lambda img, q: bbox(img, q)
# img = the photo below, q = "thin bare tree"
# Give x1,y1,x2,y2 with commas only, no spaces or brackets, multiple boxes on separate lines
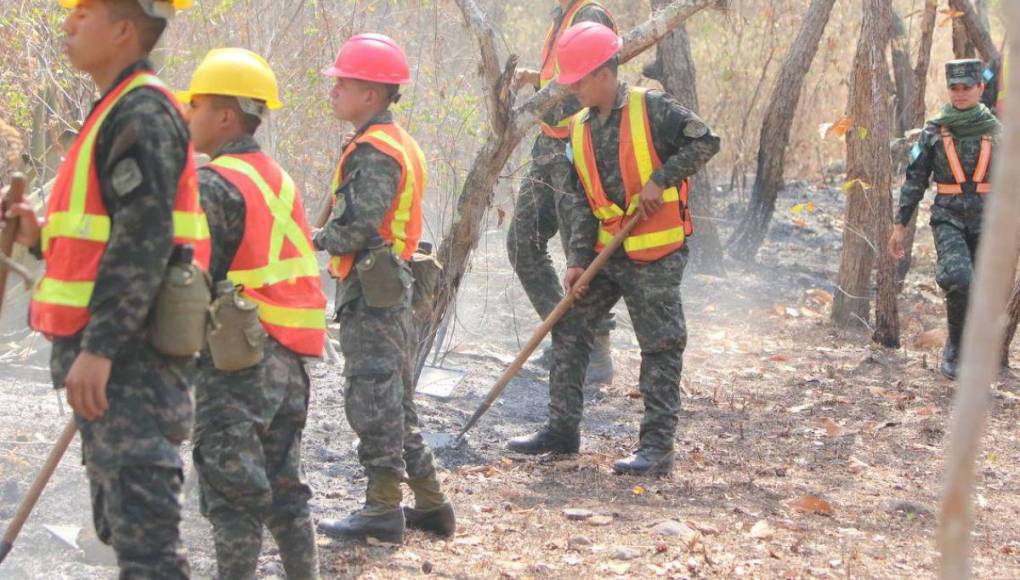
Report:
726,0,837,262
939,4,1020,576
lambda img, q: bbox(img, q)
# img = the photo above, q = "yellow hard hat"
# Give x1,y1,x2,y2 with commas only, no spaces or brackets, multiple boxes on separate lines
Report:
59,0,194,12
177,48,283,110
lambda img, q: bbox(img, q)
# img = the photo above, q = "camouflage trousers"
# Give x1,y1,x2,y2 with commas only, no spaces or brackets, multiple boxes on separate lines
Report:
931,201,983,340
508,134,613,334
338,295,439,488
548,249,689,452
192,336,319,580
51,338,192,579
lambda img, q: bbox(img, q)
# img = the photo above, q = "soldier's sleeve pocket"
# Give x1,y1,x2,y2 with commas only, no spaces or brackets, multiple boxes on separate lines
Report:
111,158,144,198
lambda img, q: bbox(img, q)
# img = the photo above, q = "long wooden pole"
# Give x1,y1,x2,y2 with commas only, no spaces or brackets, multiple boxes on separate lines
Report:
455,217,641,444
0,173,28,319
0,418,78,564
939,7,1020,577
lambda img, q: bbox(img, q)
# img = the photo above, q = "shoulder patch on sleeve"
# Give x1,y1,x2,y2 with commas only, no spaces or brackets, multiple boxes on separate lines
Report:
683,119,709,139
910,143,922,162
565,141,574,163
111,158,143,197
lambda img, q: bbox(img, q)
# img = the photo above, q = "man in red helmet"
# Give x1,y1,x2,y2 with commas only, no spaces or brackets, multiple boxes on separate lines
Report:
509,0,618,383
507,22,720,476
314,34,454,545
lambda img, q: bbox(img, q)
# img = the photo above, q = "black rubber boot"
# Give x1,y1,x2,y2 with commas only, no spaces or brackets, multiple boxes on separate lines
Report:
317,509,405,544
941,339,960,380
942,299,965,381
613,449,675,476
507,426,580,455
403,503,456,538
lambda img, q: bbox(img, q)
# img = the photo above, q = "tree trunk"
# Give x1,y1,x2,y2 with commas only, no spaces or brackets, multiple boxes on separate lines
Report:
832,0,896,336
939,5,1020,575
947,0,1001,62
895,0,937,290
725,0,836,261
952,14,976,59
644,14,725,275
890,10,916,137
413,0,726,382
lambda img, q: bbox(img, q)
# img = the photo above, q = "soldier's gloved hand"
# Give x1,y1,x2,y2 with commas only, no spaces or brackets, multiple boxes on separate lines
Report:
564,266,589,298
2,196,42,248
64,351,112,421
636,179,665,221
889,224,906,261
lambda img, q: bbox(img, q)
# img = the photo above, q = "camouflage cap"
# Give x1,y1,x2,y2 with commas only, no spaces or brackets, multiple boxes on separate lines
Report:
946,59,984,87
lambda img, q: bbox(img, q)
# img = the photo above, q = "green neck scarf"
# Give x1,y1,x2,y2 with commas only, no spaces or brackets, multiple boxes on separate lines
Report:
929,103,1001,139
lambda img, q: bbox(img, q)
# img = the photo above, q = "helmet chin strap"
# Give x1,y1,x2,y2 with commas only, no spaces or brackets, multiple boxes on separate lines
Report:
137,0,175,20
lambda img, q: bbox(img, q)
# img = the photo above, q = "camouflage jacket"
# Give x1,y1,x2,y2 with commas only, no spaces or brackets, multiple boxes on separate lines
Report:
62,59,192,360
540,2,617,128
897,121,1000,226
197,136,259,283
561,81,721,268
312,111,404,303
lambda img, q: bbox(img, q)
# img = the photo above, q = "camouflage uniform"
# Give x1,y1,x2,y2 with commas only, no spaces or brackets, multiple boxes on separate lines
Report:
193,136,319,579
313,111,444,509
47,59,193,578
898,120,999,362
507,2,615,332
551,82,720,453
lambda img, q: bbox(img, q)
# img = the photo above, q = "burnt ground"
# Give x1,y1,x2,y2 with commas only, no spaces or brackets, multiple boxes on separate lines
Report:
3,181,1020,579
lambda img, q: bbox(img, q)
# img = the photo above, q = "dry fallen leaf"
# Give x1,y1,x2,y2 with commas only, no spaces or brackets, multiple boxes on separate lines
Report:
914,328,946,350
817,417,844,437
806,288,834,306
789,495,834,516
632,485,646,496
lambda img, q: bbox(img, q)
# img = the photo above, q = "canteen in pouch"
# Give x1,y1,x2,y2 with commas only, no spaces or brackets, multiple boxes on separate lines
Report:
149,244,212,357
208,280,266,371
356,244,411,308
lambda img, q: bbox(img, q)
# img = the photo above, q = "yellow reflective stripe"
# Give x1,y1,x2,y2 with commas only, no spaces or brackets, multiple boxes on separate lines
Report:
622,227,685,253
41,212,111,252
600,225,686,253
571,114,598,200
210,155,318,287
365,130,419,254
173,211,210,240
245,295,326,330
628,88,655,185
593,206,624,220
32,278,94,308
228,257,320,289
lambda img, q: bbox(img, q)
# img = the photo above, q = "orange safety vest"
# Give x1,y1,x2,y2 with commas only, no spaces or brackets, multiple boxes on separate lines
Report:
569,87,693,263
30,71,210,338
207,152,327,357
327,123,426,280
539,0,616,140
935,127,992,195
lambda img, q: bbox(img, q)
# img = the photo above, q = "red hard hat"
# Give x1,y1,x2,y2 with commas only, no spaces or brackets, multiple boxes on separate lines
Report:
556,22,623,85
322,33,411,85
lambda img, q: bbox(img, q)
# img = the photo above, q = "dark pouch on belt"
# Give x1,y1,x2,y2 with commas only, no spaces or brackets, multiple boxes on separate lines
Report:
356,245,408,308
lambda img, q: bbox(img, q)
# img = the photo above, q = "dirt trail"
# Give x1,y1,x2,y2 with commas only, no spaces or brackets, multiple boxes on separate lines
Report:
2,184,1020,578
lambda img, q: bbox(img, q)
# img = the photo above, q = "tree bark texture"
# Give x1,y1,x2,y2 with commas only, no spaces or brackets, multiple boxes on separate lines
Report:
413,0,726,382
947,0,1001,63
725,0,836,262
939,4,1020,576
832,0,896,335
895,0,937,290
645,12,725,275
